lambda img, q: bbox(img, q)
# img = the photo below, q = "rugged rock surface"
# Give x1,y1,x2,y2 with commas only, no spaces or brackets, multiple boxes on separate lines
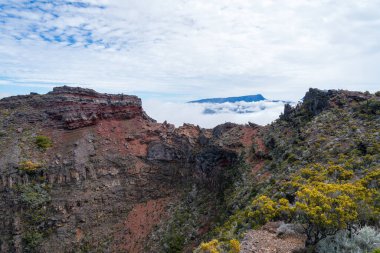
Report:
0,86,154,129
282,88,374,120
0,86,261,253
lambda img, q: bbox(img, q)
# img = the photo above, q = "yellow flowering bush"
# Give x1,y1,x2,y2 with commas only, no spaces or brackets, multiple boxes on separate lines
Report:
294,182,375,245
326,165,354,181
229,239,240,253
250,195,278,224
248,167,378,245
199,239,220,253
18,161,42,173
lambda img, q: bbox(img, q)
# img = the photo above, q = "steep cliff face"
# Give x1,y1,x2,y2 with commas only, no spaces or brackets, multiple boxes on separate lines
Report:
0,86,263,253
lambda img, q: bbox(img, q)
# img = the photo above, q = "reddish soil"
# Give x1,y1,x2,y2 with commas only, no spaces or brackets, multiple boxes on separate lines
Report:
127,139,148,157
252,160,265,174
241,128,257,148
75,228,84,243
113,197,172,253
127,159,147,175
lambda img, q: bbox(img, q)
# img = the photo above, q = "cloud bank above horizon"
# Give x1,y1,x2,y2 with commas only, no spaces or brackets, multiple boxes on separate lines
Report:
143,100,288,128
1,0,380,102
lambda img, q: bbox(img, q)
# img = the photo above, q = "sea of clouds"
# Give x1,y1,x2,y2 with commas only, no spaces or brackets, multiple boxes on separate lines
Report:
143,100,289,128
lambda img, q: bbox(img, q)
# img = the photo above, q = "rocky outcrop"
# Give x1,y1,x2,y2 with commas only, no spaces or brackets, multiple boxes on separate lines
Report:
281,88,375,121
302,88,332,116
0,86,154,129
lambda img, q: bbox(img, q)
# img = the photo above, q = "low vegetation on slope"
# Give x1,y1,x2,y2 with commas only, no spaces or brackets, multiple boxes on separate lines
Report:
195,89,380,253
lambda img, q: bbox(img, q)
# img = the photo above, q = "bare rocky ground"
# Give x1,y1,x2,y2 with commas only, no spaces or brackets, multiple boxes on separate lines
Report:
240,222,306,253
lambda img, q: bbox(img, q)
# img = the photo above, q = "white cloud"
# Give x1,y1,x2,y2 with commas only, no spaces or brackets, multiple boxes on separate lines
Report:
143,100,286,128
0,92,11,99
0,0,379,103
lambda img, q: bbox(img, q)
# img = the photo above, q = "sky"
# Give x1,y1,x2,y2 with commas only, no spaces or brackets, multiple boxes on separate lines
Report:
0,0,380,126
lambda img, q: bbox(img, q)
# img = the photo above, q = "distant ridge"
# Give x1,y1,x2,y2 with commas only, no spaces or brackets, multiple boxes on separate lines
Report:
188,94,266,103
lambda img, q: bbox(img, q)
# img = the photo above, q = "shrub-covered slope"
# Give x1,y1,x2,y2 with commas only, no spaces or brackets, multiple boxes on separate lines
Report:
195,89,380,253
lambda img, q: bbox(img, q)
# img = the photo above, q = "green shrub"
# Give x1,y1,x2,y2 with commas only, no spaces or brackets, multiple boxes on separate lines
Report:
18,184,50,208
317,226,380,253
359,99,380,116
17,184,51,251
164,234,185,253
23,230,43,252
35,135,52,150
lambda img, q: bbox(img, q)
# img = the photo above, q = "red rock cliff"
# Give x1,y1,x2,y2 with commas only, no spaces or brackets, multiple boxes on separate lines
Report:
0,85,154,129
